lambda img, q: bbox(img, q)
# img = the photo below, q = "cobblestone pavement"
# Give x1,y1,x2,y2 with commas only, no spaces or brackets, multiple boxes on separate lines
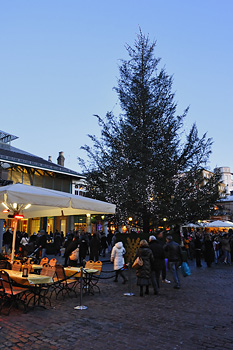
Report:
1,256,233,350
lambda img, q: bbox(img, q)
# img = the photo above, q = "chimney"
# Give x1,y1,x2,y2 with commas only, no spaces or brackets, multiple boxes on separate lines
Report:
57,151,65,166
48,156,52,162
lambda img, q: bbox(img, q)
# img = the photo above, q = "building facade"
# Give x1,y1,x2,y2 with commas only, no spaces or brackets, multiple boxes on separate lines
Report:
0,130,92,235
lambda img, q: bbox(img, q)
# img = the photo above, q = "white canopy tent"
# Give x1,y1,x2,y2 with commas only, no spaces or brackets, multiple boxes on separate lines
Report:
182,223,200,228
0,183,116,261
0,183,116,218
205,220,233,228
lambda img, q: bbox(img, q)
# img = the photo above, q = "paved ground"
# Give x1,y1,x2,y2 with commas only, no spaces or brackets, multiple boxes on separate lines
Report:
1,255,233,350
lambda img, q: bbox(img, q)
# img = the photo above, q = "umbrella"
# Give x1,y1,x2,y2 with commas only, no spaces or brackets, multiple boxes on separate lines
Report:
205,220,233,228
0,183,116,261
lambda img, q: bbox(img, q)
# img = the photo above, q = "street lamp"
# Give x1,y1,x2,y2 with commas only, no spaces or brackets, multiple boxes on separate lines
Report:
128,217,133,233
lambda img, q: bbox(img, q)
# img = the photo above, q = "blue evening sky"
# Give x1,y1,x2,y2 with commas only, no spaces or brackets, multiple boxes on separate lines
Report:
0,0,232,173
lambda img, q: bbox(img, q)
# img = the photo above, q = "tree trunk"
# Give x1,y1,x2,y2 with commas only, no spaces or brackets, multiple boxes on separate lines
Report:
143,213,150,233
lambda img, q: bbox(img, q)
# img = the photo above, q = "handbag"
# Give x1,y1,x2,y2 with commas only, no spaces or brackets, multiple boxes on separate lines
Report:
181,262,191,277
132,256,143,269
69,247,79,261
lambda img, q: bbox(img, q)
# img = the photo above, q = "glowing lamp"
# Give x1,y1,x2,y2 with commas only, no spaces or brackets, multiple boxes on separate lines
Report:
2,202,9,210
3,209,9,213
14,214,24,219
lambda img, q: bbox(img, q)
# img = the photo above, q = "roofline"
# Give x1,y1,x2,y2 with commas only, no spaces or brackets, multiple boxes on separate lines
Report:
0,157,85,179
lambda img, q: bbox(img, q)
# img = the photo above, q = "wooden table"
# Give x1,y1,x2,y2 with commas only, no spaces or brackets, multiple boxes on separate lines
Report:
2,269,52,285
64,267,98,278
2,269,53,308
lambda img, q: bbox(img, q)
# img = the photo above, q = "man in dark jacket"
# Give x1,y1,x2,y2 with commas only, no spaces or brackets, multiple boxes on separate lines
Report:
3,228,13,253
54,231,62,256
164,235,183,289
79,231,88,265
36,230,47,259
90,234,101,261
157,231,171,284
149,235,165,293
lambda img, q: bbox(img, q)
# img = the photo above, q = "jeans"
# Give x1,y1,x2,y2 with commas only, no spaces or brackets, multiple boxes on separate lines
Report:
162,259,167,280
224,251,231,264
214,250,219,263
41,248,47,259
151,270,159,293
4,244,11,254
169,261,180,287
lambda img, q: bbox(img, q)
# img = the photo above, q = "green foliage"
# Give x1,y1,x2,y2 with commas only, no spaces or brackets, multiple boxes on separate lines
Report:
79,29,220,231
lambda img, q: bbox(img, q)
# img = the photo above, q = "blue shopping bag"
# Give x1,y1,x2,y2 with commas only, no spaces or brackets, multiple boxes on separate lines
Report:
181,262,191,277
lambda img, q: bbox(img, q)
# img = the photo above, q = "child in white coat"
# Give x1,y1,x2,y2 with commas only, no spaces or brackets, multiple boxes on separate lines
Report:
111,241,127,284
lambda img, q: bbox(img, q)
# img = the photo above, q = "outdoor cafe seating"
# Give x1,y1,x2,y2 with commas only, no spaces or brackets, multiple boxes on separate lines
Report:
53,264,79,299
40,257,49,266
64,262,101,295
0,263,55,313
48,258,57,267
0,270,29,315
12,260,22,272
0,255,102,314
84,260,102,294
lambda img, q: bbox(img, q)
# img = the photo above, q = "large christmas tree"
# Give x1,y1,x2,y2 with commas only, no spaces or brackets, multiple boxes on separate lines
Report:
79,29,220,232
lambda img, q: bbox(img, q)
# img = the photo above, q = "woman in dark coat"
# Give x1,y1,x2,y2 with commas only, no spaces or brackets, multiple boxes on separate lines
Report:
133,239,154,297
204,235,214,267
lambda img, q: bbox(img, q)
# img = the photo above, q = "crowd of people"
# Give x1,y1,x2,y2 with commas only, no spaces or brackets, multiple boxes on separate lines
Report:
1,227,116,267
131,233,183,296
2,227,55,260
111,229,233,297
109,230,184,296
2,225,233,298
183,229,233,268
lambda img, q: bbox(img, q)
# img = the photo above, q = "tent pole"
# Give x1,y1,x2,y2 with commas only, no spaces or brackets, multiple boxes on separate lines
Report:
11,218,17,263
0,219,4,253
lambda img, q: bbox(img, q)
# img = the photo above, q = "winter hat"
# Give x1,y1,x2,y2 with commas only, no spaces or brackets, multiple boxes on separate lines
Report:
149,235,156,241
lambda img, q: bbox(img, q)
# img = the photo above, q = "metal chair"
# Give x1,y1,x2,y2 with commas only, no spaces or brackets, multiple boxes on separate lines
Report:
11,260,22,272
85,260,95,269
0,259,11,269
0,270,29,315
54,264,78,299
88,260,102,294
40,257,49,266
49,258,57,267
40,263,50,276
39,265,56,306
